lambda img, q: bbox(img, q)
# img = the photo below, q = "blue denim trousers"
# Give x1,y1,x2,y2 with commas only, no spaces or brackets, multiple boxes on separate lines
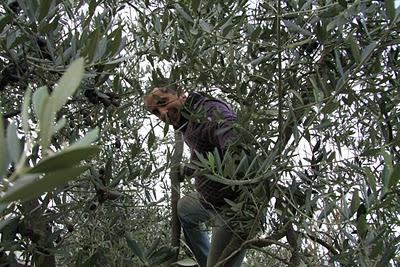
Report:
177,192,245,267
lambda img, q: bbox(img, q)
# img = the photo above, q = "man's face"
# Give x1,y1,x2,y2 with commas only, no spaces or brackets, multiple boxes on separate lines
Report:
144,87,186,127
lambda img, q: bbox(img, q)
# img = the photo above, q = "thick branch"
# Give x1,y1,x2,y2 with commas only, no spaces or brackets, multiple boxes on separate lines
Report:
20,199,56,267
165,131,183,266
286,222,301,266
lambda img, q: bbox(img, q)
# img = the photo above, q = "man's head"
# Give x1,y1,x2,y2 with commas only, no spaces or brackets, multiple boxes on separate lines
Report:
144,87,186,127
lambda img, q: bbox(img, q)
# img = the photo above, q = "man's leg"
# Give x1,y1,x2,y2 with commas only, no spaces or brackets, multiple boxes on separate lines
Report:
177,192,212,267
207,218,246,267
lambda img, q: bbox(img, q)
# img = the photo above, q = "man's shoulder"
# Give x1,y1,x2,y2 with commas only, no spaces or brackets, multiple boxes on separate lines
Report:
186,92,207,109
203,98,237,119
186,92,237,119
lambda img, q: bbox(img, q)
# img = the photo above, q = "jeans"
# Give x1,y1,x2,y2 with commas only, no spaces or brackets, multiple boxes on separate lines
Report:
177,192,245,267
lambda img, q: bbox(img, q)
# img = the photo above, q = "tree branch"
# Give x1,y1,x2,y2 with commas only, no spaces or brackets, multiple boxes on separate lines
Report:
215,225,289,267
165,131,183,266
306,233,339,256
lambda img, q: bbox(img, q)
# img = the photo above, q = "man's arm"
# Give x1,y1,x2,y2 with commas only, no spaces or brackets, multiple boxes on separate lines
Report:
201,99,238,150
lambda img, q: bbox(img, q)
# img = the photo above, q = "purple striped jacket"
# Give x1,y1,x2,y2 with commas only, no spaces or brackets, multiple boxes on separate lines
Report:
177,92,239,207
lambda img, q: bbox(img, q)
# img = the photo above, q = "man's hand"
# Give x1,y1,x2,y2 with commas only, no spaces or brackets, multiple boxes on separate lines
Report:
178,163,195,182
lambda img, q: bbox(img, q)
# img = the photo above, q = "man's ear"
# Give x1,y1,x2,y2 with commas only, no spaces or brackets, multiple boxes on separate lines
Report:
143,95,151,108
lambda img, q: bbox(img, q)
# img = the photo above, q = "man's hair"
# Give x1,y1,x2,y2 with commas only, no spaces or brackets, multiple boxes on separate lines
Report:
151,86,177,94
144,85,183,99
143,86,180,107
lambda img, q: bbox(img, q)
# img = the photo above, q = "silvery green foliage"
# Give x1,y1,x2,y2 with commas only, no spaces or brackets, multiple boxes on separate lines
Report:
0,0,399,266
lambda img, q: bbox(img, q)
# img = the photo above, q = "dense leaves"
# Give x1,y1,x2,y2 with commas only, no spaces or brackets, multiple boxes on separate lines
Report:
0,0,399,266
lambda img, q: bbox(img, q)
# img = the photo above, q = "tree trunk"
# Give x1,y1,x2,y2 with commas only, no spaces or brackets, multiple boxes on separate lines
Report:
165,131,183,266
20,198,56,267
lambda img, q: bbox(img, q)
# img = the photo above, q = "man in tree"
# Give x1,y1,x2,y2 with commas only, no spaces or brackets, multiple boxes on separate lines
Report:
144,87,245,267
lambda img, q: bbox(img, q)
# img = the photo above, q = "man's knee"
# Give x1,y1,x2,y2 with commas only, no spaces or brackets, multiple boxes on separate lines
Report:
177,193,203,226
177,195,190,220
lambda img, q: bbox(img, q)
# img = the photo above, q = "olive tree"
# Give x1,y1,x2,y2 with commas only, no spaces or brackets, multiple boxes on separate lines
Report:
132,0,400,266
0,0,399,266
